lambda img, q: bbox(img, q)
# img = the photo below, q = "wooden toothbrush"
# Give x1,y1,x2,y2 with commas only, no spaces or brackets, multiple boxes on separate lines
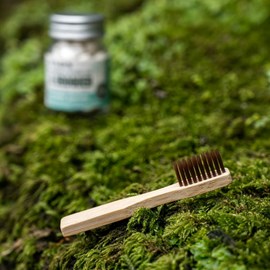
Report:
60,150,232,236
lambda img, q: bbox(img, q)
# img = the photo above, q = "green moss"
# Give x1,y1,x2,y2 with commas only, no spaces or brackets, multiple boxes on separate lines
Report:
1,0,270,269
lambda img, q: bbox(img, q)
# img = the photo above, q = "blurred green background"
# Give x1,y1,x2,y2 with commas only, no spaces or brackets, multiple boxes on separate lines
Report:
1,0,270,269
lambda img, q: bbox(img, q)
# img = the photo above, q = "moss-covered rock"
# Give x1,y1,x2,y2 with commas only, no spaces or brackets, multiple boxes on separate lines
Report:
1,0,270,269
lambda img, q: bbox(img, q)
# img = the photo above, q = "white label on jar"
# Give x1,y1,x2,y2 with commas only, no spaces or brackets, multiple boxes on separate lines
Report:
44,54,109,112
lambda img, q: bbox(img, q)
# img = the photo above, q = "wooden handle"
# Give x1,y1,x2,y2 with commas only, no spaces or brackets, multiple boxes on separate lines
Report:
61,168,232,236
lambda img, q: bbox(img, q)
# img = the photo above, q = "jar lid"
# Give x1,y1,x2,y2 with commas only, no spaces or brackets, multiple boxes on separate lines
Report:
49,13,104,40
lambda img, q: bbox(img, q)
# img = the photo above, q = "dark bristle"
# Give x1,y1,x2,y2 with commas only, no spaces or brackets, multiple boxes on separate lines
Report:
196,155,207,180
178,160,189,186
187,159,198,183
173,150,226,187
211,151,221,175
174,160,183,187
191,156,202,181
214,150,225,173
201,153,212,178
173,162,182,185
206,152,217,177
182,159,193,185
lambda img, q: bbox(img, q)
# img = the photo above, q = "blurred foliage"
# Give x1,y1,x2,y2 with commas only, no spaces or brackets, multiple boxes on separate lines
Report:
1,0,270,269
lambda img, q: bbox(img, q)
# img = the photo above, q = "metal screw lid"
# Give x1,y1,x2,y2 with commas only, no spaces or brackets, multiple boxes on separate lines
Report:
49,13,104,40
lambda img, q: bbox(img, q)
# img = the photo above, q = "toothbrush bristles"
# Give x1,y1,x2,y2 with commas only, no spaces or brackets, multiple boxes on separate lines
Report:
173,150,226,187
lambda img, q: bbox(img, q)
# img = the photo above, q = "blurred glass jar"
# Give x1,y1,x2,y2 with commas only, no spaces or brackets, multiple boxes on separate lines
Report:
45,13,109,113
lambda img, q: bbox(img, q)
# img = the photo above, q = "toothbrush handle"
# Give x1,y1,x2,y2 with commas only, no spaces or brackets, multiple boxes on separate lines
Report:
61,169,231,236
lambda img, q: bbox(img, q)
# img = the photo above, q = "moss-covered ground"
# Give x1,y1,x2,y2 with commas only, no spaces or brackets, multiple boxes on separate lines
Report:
1,0,270,269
